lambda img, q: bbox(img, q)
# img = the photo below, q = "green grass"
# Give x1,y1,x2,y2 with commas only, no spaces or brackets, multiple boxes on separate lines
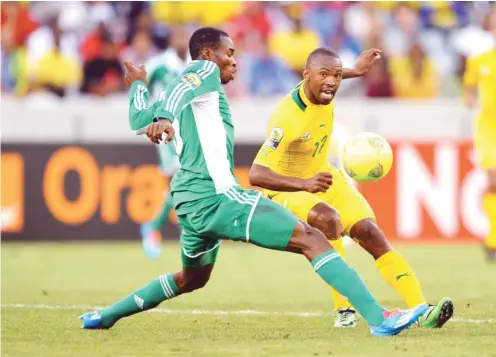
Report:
2,242,496,357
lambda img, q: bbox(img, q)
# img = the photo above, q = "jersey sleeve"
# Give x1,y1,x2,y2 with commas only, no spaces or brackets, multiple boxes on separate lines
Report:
153,61,220,122
463,56,479,88
128,80,160,132
253,112,298,169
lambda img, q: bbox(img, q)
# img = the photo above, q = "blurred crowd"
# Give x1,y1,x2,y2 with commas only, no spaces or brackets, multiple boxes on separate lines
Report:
2,1,495,100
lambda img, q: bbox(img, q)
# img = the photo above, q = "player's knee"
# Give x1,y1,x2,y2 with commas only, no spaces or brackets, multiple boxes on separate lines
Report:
316,209,342,239
351,219,392,259
176,270,211,293
309,204,343,239
290,221,332,258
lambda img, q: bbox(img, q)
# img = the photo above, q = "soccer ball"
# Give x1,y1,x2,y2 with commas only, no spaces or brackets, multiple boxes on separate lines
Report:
341,132,393,183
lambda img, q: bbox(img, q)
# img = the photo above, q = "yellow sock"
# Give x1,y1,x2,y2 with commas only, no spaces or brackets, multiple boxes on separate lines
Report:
375,250,426,308
483,193,496,249
329,238,353,311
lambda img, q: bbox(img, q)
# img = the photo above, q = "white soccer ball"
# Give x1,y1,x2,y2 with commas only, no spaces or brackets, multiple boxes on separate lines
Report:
341,132,393,183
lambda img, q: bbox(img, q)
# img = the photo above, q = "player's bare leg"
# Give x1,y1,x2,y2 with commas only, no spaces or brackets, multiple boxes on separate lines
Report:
80,265,214,329
351,218,454,328
307,202,356,327
483,168,496,260
286,221,428,335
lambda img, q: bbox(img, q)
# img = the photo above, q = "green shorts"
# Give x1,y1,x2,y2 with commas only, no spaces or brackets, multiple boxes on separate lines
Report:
176,186,298,268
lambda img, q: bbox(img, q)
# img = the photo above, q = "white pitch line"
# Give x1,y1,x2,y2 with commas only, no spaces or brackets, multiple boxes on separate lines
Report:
2,304,495,324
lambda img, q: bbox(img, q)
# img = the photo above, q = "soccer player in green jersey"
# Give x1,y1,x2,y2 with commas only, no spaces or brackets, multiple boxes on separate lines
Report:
140,27,191,259
81,27,429,336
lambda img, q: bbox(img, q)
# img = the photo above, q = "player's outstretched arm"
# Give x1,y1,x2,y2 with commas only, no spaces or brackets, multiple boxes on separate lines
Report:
342,49,382,79
249,164,333,194
124,60,159,132
128,80,161,132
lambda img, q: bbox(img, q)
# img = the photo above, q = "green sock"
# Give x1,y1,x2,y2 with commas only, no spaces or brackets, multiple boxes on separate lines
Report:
312,250,385,326
99,273,180,327
150,192,174,230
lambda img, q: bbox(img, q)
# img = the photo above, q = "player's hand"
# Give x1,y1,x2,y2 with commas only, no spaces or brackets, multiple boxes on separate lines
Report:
124,60,147,87
146,119,175,144
303,172,333,193
355,49,382,76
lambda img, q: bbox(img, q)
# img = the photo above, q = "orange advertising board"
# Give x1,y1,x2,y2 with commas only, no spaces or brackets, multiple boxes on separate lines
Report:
0,141,486,242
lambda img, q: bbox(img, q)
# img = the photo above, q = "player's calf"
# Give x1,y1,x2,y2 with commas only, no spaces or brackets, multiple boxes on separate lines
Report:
286,220,427,335
349,218,456,328
175,265,214,293
350,219,392,260
286,221,333,260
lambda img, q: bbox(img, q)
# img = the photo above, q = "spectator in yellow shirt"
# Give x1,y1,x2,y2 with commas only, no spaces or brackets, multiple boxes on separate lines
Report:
388,42,438,99
269,16,321,76
31,24,81,97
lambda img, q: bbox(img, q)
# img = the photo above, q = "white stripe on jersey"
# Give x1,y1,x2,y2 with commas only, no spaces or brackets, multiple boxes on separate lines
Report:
197,61,214,78
170,85,192,114
199,62,216,79
166,83,188,112
196,61,210,77
133,85,147,110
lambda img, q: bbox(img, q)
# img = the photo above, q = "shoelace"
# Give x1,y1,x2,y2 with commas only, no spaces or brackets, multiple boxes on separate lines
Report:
339,309,355,322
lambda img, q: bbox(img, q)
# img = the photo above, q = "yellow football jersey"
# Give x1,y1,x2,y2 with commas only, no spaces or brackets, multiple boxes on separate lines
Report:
463,49,496,119
254,82,335,181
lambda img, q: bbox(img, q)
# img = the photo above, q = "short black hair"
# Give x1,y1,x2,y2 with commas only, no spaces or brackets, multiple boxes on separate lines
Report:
189,27,229,59
305,48,340,68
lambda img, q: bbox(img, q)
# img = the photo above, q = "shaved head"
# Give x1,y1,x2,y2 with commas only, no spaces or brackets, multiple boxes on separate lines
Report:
305,48,341,69
302,47,343,105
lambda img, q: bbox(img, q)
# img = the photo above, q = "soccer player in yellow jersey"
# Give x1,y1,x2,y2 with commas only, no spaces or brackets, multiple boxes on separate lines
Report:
464,41,496,260
250,48,454,328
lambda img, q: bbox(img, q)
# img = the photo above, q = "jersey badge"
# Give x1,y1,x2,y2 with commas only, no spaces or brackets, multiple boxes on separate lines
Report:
181,73,202,89
266,127,284,150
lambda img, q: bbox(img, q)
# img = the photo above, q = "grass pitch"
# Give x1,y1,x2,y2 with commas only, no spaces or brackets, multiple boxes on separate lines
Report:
2,241,496,357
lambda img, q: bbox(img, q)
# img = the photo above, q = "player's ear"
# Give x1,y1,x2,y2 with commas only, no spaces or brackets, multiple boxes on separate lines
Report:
201,48,213,61
302,68,309,81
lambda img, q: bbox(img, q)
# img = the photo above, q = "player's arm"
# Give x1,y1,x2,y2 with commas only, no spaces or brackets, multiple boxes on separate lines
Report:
250,164,333,193
128,80,160,131
123,60,174,143
249,127,332,193
250,164,306,191
463,56,478,108
342,49,382,79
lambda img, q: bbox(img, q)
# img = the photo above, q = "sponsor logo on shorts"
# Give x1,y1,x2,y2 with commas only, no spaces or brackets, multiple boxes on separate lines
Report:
265,128,284,150
181,73,202,89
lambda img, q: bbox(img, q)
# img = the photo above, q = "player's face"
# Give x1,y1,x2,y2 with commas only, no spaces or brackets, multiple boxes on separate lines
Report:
211,36,237,85
304,56,343,105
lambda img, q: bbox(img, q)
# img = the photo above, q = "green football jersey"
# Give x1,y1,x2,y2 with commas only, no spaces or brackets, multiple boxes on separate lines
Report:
128,60,238,214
